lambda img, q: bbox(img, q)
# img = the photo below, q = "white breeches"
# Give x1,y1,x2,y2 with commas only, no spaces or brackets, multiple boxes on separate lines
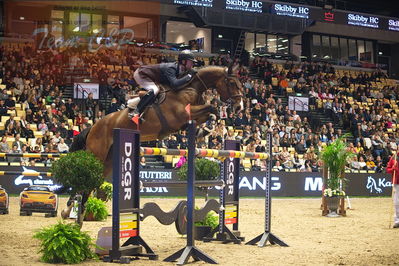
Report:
128,70,160,108
133,69,160,95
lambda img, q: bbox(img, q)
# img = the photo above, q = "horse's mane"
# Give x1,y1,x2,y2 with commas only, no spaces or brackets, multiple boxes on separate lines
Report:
197,66,227,75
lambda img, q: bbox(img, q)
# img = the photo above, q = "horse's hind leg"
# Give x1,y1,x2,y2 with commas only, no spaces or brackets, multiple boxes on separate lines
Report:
103,147,113,182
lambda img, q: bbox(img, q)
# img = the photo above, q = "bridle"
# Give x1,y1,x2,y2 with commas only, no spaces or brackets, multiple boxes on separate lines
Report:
193,71,243,106
224,75,243,105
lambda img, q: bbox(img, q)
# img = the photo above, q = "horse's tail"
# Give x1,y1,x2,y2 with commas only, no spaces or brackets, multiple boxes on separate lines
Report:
70,127,91,152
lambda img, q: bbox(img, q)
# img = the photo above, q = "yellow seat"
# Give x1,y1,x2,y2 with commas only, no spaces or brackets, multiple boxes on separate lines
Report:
7,110,15,116
10,162,21,166
242,159,252,169
17,110,25,117
34,131,43,137
172,157,180,168
163,155,173,164
0,162,8,166
35,162,45,167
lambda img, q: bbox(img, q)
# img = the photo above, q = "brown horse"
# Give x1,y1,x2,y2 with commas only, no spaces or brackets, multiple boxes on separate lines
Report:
71,66,243,179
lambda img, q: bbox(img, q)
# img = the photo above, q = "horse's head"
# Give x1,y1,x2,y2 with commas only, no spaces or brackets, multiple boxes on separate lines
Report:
220,66,244,113
197,66,243,113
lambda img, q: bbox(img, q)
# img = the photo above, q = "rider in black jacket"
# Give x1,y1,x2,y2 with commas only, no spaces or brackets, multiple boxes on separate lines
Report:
129,50,197,117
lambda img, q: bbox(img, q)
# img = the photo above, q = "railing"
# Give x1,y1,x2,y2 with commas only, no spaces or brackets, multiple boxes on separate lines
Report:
289,96,309,112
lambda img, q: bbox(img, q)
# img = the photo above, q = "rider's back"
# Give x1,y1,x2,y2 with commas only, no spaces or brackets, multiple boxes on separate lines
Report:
137,62,190,88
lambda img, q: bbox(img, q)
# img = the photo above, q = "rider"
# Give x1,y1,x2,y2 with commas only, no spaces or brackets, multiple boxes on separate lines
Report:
129,50,197,117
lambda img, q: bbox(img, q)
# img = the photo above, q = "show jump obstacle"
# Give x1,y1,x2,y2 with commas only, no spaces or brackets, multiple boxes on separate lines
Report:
104,121,288,265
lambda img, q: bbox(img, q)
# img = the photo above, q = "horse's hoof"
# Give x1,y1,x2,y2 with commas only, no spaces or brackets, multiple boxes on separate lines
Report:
61,211,68,219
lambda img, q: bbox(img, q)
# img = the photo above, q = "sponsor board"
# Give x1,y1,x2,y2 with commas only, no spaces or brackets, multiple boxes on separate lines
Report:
347,13,380,28
271,4,310,19
1,167,393,197
225,0,263,13
173,0,213,7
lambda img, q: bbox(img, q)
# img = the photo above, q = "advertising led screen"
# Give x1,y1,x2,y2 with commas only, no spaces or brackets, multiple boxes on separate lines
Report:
225,0,263,13
388,19,399,31
270,4,310,19
347,13,380,28
173,0,213,7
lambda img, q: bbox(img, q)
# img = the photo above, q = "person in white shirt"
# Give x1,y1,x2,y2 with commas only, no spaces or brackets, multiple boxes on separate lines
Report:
57,138,69,153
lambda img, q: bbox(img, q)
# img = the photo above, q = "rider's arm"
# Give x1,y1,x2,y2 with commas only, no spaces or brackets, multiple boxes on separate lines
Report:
164,67,192,88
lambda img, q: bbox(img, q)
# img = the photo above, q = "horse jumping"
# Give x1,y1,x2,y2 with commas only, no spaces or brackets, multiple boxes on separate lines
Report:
71,66,243,179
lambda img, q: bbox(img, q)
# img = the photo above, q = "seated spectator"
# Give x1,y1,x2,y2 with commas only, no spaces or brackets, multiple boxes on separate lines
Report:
22,123,34,139
38,118,48,134
51,131,62,146
57,138,69,153
295,139,307,154
366,156,377,171
273,160,283,171
20,145,29,165
139,157,147,169
8,144,20,163
12,134,23,152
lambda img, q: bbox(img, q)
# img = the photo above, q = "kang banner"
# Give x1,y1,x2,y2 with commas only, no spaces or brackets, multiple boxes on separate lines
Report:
0,167,392,197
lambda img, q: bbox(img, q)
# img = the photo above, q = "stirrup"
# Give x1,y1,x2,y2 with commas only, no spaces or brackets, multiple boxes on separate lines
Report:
128,109,145,122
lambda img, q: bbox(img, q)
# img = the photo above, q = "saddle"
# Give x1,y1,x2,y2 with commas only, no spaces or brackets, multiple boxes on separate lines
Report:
127,85,170,136
134,85,167,105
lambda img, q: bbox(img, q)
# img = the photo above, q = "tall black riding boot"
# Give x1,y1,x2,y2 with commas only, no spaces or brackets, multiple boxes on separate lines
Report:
132,90,156,116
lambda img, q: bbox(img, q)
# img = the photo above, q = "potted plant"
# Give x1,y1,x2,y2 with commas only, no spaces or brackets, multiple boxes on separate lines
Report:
51,150,104,226
84,196,108,221
194,210,218,240
320,135,354,217
34,221,98,264
177,158,220,201
95,181,113,202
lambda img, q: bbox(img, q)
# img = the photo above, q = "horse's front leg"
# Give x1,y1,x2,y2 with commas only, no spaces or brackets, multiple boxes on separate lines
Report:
190,104,216,124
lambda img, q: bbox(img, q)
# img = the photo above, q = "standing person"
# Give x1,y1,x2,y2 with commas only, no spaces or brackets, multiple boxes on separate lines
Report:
386,151,399,228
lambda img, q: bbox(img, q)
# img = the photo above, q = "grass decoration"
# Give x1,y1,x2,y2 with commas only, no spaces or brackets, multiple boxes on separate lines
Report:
33,222,97,264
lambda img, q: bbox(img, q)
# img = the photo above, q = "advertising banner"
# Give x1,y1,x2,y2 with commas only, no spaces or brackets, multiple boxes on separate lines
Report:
270,3,310,19
73,82,99,99
173,0,213,7
0,167,392,197
225,0,263,13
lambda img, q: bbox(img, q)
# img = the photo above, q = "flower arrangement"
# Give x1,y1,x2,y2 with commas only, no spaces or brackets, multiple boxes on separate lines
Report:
323,188,346,197
320,134,355,193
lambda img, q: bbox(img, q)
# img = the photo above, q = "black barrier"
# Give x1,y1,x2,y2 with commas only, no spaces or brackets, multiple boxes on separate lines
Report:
106,129,157,263
203,139,244,244
164,120,217,265
0,167,393,197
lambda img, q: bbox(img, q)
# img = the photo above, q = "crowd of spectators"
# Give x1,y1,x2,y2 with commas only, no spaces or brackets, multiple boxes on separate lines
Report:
0,42,398,172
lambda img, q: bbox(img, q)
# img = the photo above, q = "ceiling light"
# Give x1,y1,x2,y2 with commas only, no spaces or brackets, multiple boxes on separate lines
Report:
20,17,25,20
73,26,80,32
